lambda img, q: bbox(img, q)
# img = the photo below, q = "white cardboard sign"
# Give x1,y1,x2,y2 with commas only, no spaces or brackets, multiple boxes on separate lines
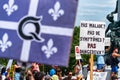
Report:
75,46,81,60
80,21,105,55
87,71,107,80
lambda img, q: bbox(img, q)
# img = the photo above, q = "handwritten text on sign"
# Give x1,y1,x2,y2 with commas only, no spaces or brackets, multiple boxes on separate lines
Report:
79,21,105,55
87,71,107,80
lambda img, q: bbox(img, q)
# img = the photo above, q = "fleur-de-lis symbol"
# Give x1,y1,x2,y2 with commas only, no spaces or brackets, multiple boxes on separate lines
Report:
3,0,18,16
48,1,64,21
41,39,57,58
0,33,12,52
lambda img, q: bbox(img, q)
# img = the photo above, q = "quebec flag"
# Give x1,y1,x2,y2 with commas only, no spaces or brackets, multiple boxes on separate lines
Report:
0,0,78,66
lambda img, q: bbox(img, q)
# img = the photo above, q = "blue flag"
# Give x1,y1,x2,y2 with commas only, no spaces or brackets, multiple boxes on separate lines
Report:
0,0,78,66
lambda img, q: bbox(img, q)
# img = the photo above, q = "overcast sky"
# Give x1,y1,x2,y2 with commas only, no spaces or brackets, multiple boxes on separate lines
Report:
75,0,117,27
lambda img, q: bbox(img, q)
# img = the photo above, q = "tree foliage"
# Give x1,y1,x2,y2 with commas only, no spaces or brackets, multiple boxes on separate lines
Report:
62,26,91,72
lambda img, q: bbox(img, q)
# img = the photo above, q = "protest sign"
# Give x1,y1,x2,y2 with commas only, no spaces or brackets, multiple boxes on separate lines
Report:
80,21,105,55
87,71,107,80
6,59,13,70
105,37,111,46
75,46,81,60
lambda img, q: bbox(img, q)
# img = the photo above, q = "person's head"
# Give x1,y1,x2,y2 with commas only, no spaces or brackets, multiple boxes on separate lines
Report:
80,59,83,64
80,59,83,62
34,72,45,80
113,47,118,53
56,68,62,76
49,69,56,76
111,75,118,80
52,65,58,70
105,46,111,52
22,62,26,67
1,67,6,75
51,75,59,80
67,71,72,78
26,70,34,80
45,75,52,80
76,60,79,65
106,13,114,22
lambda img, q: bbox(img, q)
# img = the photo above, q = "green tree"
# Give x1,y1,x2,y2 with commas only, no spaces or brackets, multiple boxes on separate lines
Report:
62,26,91,72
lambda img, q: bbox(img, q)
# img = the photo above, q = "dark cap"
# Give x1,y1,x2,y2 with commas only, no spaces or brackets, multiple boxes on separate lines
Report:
80,59,83,62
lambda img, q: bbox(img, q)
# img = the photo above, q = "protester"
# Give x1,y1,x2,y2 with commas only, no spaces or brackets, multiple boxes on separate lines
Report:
32,70,39,79
49,68,56,77
77,74,83,80
49,69,59,80
0,67,12,80
0,75,2,80
13,62,22,80
49,65,59,80
74,59,83,79
96,55,105,72
63,70,73,80
86,58,91,72
111,74,118,80
49,65,59,76
56,68,62,80
1,67,6,75
2,72,6,80
5,68,11,80
51,74,59,80
26,70,35,80
34,72,45,80
31,62,40,72
109,47,120,80
1,67,7,80
44,74,52,80
52,65,58,71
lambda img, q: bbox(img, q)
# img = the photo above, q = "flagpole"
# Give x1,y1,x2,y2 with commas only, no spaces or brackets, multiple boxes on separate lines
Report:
90,54,94,80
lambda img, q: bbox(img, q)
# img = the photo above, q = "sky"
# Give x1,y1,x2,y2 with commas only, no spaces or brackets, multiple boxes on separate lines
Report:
75,0,117,27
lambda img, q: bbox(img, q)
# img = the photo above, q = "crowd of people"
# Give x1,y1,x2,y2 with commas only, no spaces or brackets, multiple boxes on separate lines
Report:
96,46,120,80
0,59,84,80
0,47,120,80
